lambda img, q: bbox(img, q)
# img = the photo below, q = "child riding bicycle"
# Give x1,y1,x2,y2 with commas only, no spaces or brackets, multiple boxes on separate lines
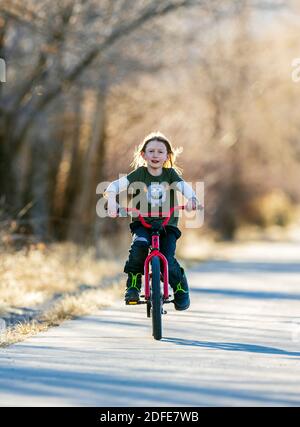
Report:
105,131,199,311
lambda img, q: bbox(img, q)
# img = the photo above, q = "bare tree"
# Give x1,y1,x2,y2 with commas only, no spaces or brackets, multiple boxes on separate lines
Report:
0,0,292,243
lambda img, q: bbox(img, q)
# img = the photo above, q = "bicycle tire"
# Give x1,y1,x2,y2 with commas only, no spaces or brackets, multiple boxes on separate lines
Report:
151,256,162,340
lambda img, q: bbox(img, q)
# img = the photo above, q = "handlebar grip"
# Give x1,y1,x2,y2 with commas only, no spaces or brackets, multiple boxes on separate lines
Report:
117,207,128,217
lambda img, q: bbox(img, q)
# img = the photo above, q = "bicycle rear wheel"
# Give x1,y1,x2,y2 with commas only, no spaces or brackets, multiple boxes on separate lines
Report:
151,256,162,340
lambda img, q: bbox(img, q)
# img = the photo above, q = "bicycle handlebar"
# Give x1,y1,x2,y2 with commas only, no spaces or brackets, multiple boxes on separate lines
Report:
118,205,186,228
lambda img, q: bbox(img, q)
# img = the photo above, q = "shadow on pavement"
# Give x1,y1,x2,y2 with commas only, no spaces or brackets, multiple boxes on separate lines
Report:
190,260,300,274
162,337,300,357
191,288,300,300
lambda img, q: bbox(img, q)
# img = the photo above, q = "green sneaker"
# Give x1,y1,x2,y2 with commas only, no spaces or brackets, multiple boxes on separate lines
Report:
172,269,190,311
173,283,190,310
125,272,142,303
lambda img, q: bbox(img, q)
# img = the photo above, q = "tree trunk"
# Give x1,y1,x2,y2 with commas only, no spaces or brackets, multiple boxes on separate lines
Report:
21,114,50,240
68,87,107,243
0,20,15,211
57,89,84,238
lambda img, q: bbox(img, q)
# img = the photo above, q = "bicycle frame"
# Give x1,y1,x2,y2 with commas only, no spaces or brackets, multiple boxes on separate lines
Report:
113,202,201,340
123,205,185,301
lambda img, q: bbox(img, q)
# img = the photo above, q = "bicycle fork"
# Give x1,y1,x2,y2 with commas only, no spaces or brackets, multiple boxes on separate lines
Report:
144,232,170,301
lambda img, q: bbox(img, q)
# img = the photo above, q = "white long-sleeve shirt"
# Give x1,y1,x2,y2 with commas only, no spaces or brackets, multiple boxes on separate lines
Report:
105,171,197,200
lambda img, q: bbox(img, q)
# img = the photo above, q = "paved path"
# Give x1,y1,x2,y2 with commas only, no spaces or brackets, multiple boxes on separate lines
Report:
1,242,300,406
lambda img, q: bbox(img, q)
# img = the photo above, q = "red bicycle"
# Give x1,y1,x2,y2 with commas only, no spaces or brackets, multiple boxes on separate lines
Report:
118,205,186,341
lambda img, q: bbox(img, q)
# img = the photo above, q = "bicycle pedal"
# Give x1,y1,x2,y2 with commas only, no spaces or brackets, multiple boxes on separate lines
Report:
125,300,147,305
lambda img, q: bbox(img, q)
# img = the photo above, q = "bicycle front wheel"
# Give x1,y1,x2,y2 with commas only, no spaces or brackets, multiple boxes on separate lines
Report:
151,256,162,340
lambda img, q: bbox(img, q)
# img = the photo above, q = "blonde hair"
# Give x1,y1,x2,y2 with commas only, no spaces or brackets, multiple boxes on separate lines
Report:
130,131,183,175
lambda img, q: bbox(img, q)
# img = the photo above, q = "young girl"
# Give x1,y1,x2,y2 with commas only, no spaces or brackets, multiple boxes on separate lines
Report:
105,132,198,311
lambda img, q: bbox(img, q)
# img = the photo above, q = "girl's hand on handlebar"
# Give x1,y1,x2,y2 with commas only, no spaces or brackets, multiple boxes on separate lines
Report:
185,197,198,212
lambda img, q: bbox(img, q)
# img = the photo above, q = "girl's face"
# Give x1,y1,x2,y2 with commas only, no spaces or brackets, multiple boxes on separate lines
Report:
141,140,169,170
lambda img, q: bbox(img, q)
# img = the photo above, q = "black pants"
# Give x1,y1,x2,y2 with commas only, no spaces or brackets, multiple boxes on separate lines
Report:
124,223,188,290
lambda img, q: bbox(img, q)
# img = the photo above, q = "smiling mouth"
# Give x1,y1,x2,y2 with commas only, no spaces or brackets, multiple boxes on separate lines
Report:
151,160,160,163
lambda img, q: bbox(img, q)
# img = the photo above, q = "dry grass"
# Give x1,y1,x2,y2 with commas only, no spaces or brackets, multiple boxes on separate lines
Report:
2,320,49,347
0,243,123,347
1,285,123,347
41,283,122,325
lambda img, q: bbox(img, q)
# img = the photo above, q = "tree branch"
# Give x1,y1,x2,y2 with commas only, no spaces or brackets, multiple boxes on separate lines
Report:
13,0,203,148
10,2,75,113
